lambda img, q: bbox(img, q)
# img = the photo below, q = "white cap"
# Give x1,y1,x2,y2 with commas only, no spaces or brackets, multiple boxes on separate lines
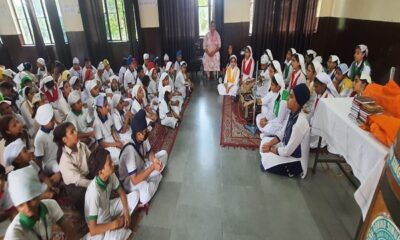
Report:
260,54,269,65
105,88,112,94
68,90,81,105
8,165,47,206
312,60,324,74
306,49,317,58
85,80,98,93
40,75,54,90
109,75,119,82
330,55,340,64
69,76,79,87
17,63,24,72
296,53,306,74
3,69,16,78
112,93,122,108
97,62,105,70
290,48,297,54
36,58,45,66
229,55,237,61
357,44,368,57
35,103,54,125
165,61,173,71
143,53,149,60
163,85,172,93
73,57,80,64
3,138,25,166
163,54,169,61
360,72,372,84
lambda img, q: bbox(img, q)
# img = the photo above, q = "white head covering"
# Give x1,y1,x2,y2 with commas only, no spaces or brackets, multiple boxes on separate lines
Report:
17,63,24,72
148,68,156,79
3,138,25,166
360,72,372,84
274,73,285,95
97,62,105,70
265,49,273,61
109,75,119,83
316,72,339,97
180,61,187,67
69,76,79,87
35,103,54,125
73,57,80,64
112,93,122,108
271,60,282,74
306,49,317,58
105,88,112,95
314,56,323,64
68,90,81,105
36,58,45,66
8,166,47,206
165,61,173,71
337,63,349,75
131,84,142,99
143,53,149,60
312,60,324,74
330,55,340,64
3,69,16,78
290,48,297,54
163,54,169,61
260,54,269,65
39,75,53,90
296,53,306,74
357,44,368,57
229,55,237,62
246,45,253,58
85,80,97,93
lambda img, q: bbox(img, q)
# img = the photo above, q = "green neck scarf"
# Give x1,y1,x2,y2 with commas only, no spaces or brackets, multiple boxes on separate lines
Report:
273,90,289,117
19,202,48,230
95,175,109,190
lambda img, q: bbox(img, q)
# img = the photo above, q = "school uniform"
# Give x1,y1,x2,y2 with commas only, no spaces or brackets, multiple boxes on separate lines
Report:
123,68,136,91
175,71,187,99
168,74,184,111
159,98,179,128
174,61,181,73
282,60,293,86
119,140,168,204
94,113,121,164
5,199,64,240
256,96,289,138
260,111,310,178
338,76,353,97
102,68,114,84
66,109,94,135
20,100,39,137
34,127,60,174
217,65,240,96
82,65,97,82
69,66,83,79
327,69,336,80
118,66,127,87
288,70,306,91
112,108,132,145
84,173,139,240
347,60,371,80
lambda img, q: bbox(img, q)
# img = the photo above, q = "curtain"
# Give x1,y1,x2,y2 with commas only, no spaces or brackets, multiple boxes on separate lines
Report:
158,0,198,64
124,0,142,60
214,0,224,67
79,0,110,65
250,0,318,63
45,0,71,65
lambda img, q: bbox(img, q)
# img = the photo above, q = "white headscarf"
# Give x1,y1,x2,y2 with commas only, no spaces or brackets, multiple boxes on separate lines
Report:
265,49,273,61
316,72,339,97
112,93,122,108
296,53,306,74
312,60,324,74
132,84,142,99
274,73,285,96
158,72,169,93
3,138,25,166
271,60,282,74
68,90,81,105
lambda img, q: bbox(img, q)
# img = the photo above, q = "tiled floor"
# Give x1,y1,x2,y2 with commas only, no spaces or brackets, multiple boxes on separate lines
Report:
135,76,361,240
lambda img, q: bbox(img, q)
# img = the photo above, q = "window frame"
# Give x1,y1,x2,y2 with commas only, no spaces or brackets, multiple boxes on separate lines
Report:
249,0,255,36
103,0,129,42
10,0,35,46
198,0,214,38
32,0,55,45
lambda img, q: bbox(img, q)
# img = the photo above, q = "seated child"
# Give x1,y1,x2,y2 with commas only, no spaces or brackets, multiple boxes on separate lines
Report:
240,45,255,82
217,55,240,96
347,44,371,80
141,75,159,112
351,72,371,97
175,61,193,99
54,122,91,215
66,90,96,147
5,166,77,239
34,104,62,185
131,85,158,124
84,147,139,240
260,84,310,178
119,110,168,205
334,63,353,97
288,53,306,91
282,48,296,85
159,87,180,128
0,114,32,151
111,94,133,144
326,55,340,80
94,95,123,164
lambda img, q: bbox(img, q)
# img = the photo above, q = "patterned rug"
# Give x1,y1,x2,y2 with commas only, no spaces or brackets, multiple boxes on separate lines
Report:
220,96,261,149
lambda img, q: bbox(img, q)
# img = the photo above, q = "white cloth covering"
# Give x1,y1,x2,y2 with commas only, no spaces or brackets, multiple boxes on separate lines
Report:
217,66,240,96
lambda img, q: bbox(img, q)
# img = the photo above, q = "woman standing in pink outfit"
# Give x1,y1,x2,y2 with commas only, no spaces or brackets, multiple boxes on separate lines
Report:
203,21,221,80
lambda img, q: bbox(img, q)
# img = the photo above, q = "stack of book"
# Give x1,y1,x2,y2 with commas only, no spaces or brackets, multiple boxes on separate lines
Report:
349,96,384,123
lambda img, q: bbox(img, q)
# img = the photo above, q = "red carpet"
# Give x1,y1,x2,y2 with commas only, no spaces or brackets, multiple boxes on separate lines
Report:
220,96,261,149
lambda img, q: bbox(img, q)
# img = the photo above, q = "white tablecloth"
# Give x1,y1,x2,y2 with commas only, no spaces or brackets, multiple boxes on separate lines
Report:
311,97,389,219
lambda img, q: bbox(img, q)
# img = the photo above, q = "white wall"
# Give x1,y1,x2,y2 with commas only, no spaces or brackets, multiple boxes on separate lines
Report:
138,0,159,28
58,0,84,32
224,0,251,23
317,0,400,23
0,0,20,35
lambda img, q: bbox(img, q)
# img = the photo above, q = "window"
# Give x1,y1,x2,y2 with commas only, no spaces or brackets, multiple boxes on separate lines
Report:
32,0,55,45
198,0,214,37
103,0,128,42
55,0,68,43
249,0,255,35
10,0,35,45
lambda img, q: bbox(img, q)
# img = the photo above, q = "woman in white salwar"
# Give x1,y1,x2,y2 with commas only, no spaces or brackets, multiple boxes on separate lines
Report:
131,85,158,124
119,110,167,206
217,55,240,96
260,83,311,178
309,72,339,150
159,86,179,128
248,73,289,138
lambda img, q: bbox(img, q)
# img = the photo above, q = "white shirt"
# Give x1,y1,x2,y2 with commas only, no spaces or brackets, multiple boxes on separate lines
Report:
69,67,83,79
261,92,278,120
130,99,143,115
84,173,120,224
66,109,93,134
174,61,181,73
94,113,115,143
159,99,171,120
112,108,132,135
119,140,151,184
5,199,64,240
223,66,240,87
34,128,58,168
148,79,158,99
124,69,136,90
175,71,186,98
59,142,91,187
102,68,114,83
118,66,127,86
256,69,271,97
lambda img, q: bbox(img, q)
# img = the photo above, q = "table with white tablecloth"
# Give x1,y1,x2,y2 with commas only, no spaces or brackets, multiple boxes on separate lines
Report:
311,97,389,219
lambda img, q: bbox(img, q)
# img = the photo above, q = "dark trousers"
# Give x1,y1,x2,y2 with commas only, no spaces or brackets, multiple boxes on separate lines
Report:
266,161,303,177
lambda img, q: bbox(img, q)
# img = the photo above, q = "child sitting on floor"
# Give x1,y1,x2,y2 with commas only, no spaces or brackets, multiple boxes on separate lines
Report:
217,55,240,97
84,147,139,240
159,87,180,128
